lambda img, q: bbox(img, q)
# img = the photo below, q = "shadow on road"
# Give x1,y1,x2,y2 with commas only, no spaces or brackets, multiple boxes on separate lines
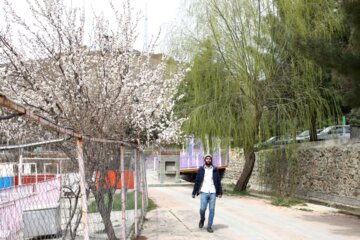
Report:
213,224,229,230
300,214,360,237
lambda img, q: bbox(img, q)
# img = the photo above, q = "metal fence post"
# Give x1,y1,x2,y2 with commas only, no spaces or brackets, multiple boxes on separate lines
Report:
134,148,138,236
142,152,149,208
153,157,156,171
140,152,146,214
19,154,23,185
120,144,126,239
76,138,89,240
219,145,222,166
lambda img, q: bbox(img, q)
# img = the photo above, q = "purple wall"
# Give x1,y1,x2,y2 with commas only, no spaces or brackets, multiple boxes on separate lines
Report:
179,149,228,169
144,138,229,170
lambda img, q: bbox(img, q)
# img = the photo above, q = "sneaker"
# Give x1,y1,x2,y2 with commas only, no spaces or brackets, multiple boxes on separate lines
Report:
199,219,205,228
207,227,214,233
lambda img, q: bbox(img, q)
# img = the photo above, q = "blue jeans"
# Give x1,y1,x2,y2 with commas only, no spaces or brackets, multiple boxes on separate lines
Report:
200,192,216,228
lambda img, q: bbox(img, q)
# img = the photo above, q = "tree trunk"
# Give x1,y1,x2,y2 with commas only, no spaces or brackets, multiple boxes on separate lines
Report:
309,110,318,141
234,148,256,191
97,194,118,240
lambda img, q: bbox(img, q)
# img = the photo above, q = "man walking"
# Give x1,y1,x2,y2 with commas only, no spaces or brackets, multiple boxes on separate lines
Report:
192,154,223,233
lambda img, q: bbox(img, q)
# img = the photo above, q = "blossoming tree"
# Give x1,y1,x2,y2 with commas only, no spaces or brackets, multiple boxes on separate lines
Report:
0,0,184,238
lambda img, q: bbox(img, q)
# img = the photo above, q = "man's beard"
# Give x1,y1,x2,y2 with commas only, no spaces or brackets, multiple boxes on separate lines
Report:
205,162,212,166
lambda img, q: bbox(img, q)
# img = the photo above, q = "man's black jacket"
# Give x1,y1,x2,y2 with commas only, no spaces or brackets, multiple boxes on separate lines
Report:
192,166,223,197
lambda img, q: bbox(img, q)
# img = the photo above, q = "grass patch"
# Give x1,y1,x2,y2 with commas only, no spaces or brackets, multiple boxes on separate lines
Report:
271,197,306,207
223,184,251,197
89,192,158,213
147,197,158,212
89,191,142,213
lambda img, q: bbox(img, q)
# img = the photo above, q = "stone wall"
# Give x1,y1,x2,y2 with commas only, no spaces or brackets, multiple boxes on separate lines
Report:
221,148,245,186
223,139,360,208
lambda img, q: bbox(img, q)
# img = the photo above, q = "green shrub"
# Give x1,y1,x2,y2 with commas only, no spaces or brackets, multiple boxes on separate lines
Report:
89,191,142,213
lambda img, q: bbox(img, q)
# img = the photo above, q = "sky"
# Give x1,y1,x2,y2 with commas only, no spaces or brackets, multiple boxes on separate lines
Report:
84,0,182,51
0,0,182,53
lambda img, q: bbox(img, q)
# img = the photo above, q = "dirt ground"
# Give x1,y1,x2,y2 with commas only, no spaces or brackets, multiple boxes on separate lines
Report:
138,186,360,240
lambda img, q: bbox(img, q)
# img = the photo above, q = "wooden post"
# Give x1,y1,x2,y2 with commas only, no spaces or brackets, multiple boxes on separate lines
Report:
120,144,126,240
134,148,138,236
76,138,89,240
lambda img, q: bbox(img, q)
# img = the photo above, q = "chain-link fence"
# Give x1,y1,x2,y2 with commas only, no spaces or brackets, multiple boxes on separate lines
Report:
0,95,148,240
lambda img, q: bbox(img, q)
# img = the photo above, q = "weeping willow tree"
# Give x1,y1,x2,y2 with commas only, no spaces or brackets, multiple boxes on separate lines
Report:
175,0,344,191
175,40,235,150
271,0,345,140
276,0,360,112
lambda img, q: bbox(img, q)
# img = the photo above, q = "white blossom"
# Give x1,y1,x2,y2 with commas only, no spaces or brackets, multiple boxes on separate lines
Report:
0,0,185,146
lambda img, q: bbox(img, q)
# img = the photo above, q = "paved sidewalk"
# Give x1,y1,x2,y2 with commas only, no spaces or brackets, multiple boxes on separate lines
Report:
146,169,193,187
138,186,360,240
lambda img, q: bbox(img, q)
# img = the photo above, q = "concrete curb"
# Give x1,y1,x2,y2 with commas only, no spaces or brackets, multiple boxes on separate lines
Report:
148,183,193,187
248,191,360,217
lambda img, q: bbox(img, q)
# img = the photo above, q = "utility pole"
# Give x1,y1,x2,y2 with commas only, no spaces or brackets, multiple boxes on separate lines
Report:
143,1,149,52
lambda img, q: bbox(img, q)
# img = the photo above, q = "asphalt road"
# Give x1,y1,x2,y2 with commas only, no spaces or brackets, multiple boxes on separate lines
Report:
139,186,360,240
